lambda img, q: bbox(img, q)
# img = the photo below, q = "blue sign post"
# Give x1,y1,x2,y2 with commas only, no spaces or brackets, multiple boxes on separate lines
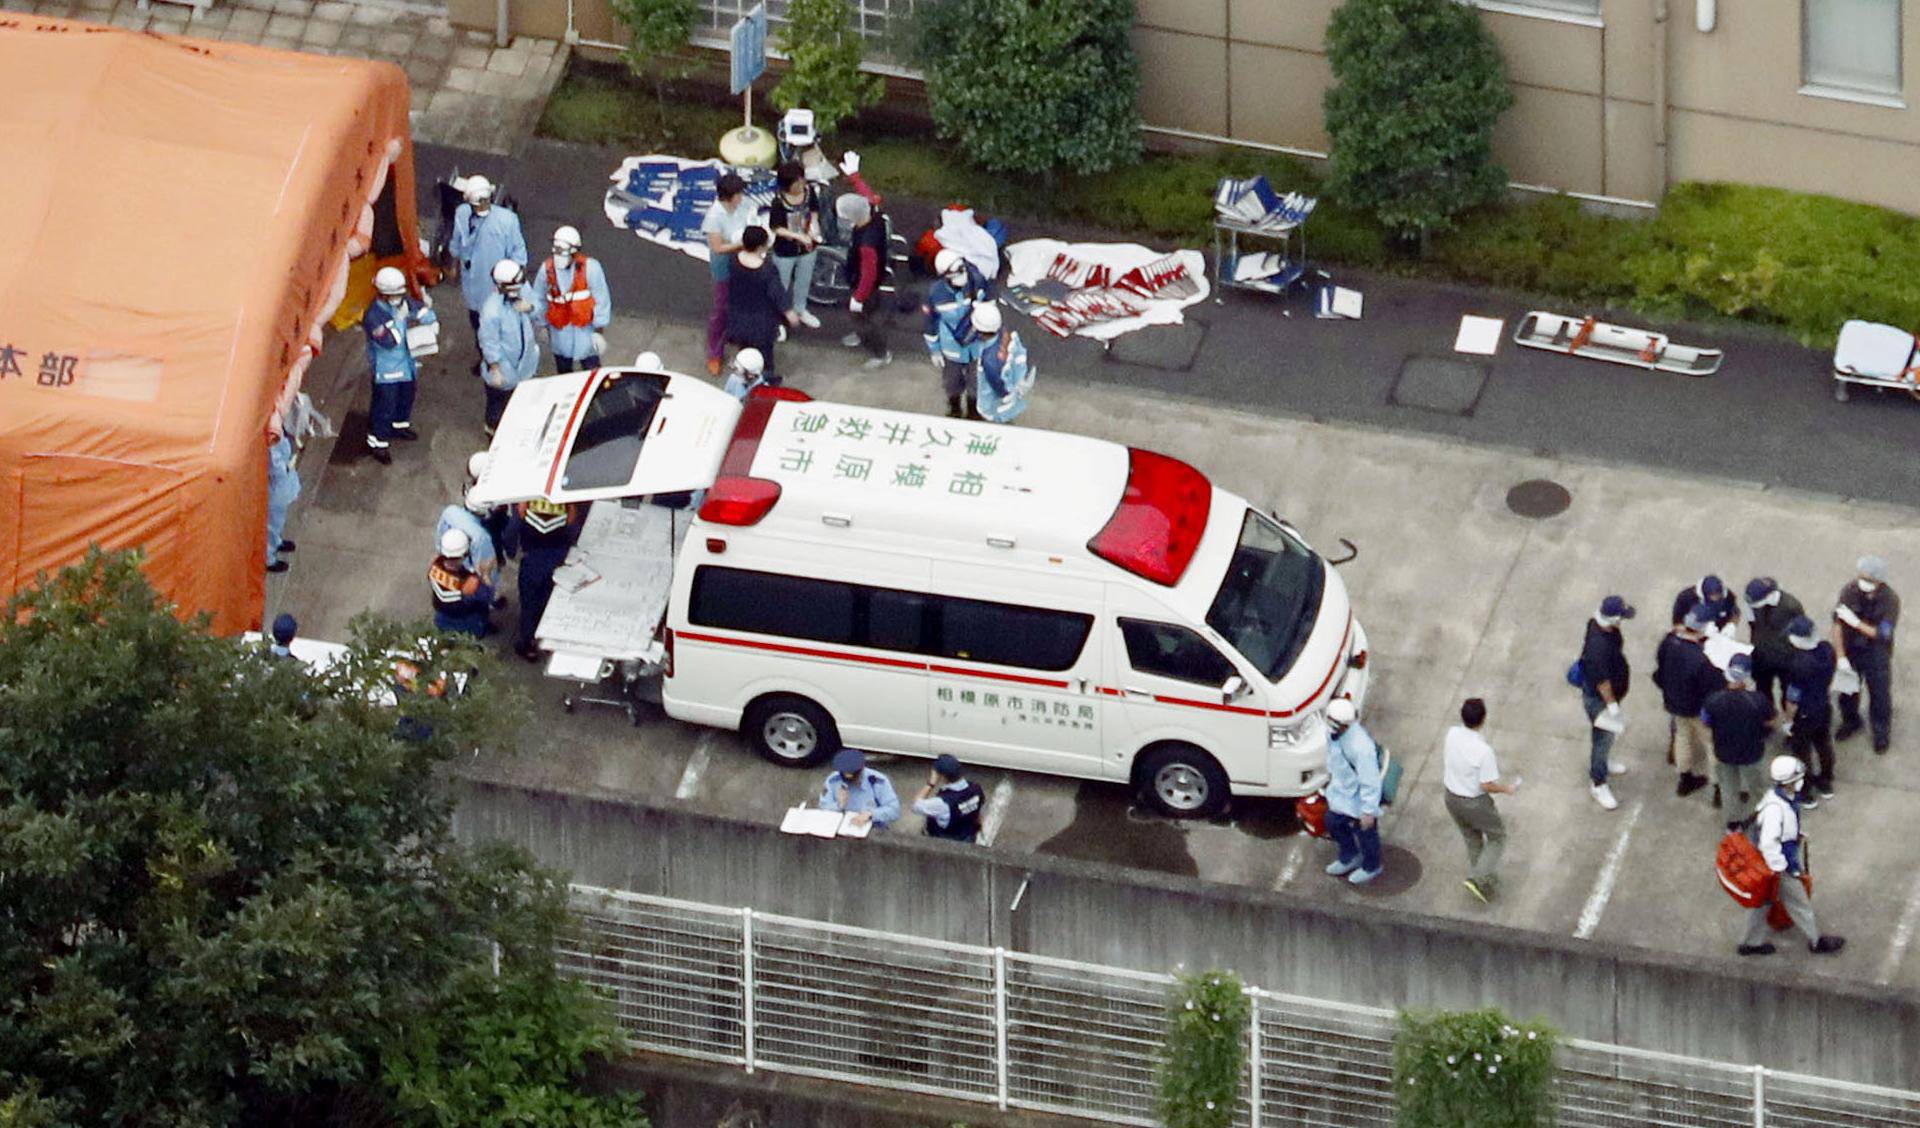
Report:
719,3,775,166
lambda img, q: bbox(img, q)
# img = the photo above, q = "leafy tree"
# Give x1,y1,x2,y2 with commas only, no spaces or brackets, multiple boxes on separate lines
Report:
609,0,700,114
1158,968,1249,1128
1323,0,1513,248
1392,1007,1555,1128
0,550,644,1127
772,0,884,135
915,0,1141,176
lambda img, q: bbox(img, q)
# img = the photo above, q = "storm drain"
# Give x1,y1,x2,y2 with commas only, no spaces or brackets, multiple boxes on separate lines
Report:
1506,478,1572,519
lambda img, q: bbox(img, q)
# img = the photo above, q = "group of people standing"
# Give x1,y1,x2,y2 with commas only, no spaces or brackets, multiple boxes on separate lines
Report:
425,451,584,662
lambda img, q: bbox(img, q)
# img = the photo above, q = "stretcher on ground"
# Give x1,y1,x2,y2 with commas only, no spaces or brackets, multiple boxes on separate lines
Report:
1831,319,1920,403
1513,311,1723,377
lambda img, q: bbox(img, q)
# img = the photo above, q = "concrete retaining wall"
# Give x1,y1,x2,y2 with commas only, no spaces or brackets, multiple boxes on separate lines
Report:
455,779,1920,1088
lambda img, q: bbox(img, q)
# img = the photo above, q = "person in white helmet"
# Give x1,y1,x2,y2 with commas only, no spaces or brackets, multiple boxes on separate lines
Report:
922,248,990,417
428,526,495,637
633,351,664,370
264,425,300,573
435,484,501,588
1322,698,1385,885
463,449,518,562
1737,756,1846,956
529,225,611,373
967,299,1034,424
721,348,768,401
447,174,526,334
361,266,436,463
476,259,541,433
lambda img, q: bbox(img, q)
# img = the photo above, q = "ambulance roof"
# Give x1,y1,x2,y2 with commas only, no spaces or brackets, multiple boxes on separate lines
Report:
708,398,1218,587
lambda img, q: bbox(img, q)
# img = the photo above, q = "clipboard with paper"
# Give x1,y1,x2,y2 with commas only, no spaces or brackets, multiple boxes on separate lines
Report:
407,321,440,357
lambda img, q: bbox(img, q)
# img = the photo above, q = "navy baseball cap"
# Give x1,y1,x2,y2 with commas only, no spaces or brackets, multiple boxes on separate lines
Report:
1787,615,1816,639
832,748,866,775
270,613,298,644
1686,603,1717,629
932,754,964,778
1728,653,1754,679
1745,577,1777,603
1700,575,1725,599
1599,595,1636,619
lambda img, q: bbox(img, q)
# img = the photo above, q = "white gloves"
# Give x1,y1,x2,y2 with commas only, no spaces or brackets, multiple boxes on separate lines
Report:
838,150,861,176
421,293,433,310
849,298,864,313
592,332,608,356
928,354,943,370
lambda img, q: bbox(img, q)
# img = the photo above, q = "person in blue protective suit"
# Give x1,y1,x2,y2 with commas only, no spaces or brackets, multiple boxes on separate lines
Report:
967,301,1034,425
1322,698,1384,885
922,249,990,418
477,259,542,434
721,348,769,402
428,528,495,638
435,487,501,591
362,266,435,465
265,428,300,573
529,225,611,373
448,175,526,335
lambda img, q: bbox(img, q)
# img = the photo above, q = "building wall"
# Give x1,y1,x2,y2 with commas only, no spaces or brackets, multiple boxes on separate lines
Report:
467,0,1920,213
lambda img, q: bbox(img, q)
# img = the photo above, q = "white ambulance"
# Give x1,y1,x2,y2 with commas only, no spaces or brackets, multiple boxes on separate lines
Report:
474,367,1370,818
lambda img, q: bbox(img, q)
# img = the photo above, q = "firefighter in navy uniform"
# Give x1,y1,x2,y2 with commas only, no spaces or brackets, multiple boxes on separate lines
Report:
429,528,495,637
911,755,985,844
511,496,583,662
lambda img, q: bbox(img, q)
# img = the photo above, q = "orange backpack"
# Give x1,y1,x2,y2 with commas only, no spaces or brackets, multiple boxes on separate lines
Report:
1295,792,1330,839
1715,825,1777,909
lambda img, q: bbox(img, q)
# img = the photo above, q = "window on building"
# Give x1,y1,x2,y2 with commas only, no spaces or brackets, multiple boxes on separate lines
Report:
1475,0,1602,19
1119,620,1238,688
1804,0,1904,100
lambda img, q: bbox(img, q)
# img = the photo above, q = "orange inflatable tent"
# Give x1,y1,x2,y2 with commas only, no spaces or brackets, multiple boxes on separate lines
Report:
0,16,426,633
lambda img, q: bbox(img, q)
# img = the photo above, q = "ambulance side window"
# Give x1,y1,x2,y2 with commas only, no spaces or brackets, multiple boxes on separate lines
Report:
937,597,1092,672
688,567,856,644
1118,619,1236,687
866,589,932,653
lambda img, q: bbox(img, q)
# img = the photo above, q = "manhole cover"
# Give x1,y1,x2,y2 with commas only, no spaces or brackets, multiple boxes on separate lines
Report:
1389,355,1487,416
1506,478,1571,518
1102,319,1208,372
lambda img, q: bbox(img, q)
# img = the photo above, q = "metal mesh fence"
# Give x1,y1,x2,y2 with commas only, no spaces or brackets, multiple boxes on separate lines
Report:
560,886,747,1065
689,0,923,73
1003,953,1169,1126
562,886,1920,1127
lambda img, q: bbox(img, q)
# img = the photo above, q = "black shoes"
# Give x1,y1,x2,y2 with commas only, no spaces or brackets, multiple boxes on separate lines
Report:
1711,784,1722,809
1736,943,1775,956
1811,936,1846,955
1834,720,1863,742
1677,773,1708,797
278,540,296,553
266,560,290,574
514,645,541,663
392,428,420,442
370,447,392,465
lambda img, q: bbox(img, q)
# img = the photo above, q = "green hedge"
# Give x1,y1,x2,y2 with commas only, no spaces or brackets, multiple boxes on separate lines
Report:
540,68,1920,347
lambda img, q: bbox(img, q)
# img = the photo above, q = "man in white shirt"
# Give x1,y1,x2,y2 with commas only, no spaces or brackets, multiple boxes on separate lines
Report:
1442,698,1518,904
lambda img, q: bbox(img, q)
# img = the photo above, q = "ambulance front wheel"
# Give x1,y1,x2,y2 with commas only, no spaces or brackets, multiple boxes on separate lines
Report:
744,694,841,768
1138,744,1230,819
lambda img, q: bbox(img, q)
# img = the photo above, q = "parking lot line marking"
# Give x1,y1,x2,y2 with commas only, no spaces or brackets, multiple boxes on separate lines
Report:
1877,870,1920,984
978,778,1016,847
1274,840,1308,889
674,737,714,801
1574,798,1643,940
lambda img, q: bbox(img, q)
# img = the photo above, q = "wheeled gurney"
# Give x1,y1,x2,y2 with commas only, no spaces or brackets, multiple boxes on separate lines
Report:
1831,319,1919,403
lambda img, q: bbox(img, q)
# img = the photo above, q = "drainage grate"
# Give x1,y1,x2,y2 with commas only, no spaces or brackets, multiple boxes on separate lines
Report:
1506,479,1571,519
1388,356,1488,416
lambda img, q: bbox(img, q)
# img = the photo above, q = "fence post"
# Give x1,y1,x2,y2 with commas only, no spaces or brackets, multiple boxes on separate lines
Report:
1753,1065,1766,1128
1248,990,1263,1128
742,909,756,1074
994,947,1009,1111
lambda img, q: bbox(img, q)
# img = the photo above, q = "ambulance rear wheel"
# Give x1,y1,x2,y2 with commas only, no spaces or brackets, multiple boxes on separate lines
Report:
1139,744,1229,819
745,694,840,768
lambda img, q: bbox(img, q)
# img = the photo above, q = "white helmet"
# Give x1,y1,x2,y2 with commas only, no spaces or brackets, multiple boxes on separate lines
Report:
552,225,582,256
439,528,470,557
466,451,491,480
734,348,765,376
1769,755,1805,785
1325,698,1357,727
463,486,489,514
634,351,663,370
462,174,494,206
934,249,964,279
970,300,1002,334
491,259,525,288
374,266,408,297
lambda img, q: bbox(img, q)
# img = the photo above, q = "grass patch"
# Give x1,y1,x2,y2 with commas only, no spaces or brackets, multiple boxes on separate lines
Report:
541,62,1920,347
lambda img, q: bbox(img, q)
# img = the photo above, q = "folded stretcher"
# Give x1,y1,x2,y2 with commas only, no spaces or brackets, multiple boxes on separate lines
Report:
1831,319,1920,403
1513,311,1723,377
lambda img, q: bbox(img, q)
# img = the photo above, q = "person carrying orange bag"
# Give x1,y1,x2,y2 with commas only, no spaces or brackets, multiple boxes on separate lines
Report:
1734,756,1845,957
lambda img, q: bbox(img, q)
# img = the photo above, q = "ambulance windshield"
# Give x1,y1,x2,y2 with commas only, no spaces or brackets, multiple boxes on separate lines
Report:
1205,510,1324,681
559,372,670,491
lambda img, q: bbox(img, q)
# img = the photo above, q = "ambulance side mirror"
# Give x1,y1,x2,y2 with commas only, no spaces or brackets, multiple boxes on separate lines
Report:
1221,675,1251,704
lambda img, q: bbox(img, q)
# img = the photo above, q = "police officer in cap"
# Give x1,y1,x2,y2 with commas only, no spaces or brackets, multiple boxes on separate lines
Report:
912,755,985,844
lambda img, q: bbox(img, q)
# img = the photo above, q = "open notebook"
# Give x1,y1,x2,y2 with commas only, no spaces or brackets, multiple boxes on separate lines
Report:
780,807,872,839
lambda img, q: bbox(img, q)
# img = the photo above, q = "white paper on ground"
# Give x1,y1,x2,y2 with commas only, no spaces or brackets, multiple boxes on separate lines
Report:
1454,315,1505,355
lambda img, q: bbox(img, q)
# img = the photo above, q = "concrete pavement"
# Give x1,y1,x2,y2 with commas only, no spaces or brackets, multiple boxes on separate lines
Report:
270,282,1920,993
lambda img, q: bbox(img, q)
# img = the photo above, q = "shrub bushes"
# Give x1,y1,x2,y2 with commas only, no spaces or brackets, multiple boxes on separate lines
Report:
1393,1008,1555,1128
1158,969,1250,1128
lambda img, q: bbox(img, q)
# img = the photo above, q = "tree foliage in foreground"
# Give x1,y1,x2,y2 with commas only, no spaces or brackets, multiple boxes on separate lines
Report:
0,550,643,1127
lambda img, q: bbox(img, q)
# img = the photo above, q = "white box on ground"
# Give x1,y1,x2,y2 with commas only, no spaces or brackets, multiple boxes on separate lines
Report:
1454,315,1505,355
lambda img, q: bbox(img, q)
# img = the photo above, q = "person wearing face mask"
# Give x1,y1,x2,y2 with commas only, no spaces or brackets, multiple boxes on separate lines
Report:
447,175,527,336
1741,577,1803,707
1653,603,1725,797
1736,756,1845,957
1783,616,1837,806
361,266,436,465
477,260,541,434
1577,595,1635,810
1672,573,1737,633
1321,698,1384,885
1832,555,1900,754
530,226,611,373
1703,654,1775,823
968,301,1035,425
923,249,990,418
